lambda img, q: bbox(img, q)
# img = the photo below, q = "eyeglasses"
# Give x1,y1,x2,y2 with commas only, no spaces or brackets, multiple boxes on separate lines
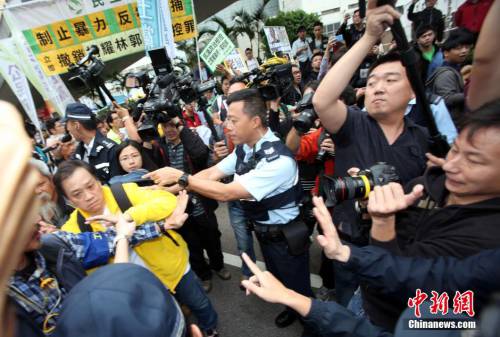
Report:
119,153,141,162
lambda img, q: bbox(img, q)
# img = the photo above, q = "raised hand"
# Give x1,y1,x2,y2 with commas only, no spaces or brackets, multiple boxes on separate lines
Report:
312,196,351,262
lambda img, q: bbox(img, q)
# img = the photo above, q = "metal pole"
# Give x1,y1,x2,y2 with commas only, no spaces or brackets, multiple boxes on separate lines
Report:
190,0,203,80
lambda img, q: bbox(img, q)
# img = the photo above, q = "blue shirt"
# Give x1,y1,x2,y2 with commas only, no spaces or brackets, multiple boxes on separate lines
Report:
405,97,458,144
217,129,299,225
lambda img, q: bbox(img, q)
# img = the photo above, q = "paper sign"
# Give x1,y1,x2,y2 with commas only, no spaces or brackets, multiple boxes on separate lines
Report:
200,30,235,72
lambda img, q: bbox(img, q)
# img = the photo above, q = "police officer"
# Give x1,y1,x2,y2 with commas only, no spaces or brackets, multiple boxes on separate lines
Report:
64,103,119,183
146,88,314,329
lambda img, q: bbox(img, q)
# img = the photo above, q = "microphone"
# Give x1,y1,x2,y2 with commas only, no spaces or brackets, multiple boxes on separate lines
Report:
41,133,72,153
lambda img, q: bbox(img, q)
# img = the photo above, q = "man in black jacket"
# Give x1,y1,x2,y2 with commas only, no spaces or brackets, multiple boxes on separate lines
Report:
408,0,445,42
309,21,329,53
337,10,365,48
155,115,231,292
361,99,500,331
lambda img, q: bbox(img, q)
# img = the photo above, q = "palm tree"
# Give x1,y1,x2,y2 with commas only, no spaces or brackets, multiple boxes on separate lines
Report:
199,16,237,43
231,0,274,59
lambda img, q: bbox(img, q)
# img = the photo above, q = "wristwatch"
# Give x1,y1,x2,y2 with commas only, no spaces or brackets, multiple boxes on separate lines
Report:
178,173,190,189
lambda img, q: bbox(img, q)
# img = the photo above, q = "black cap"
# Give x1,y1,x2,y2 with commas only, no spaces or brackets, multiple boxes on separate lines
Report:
53,263,185,337
63,103,94,122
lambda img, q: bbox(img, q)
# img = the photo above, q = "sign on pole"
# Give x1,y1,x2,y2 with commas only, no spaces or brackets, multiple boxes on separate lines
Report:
263,26,291,54
0,51,40,130
5,0,145,76
169,0,197,42
200,30,235,72
137,0,176,57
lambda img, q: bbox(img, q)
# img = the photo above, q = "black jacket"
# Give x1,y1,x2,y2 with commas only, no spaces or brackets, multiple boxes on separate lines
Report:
73,131,119,183
336,22,365,48
408,4,445,41
362,166,500,331
309,35,329,53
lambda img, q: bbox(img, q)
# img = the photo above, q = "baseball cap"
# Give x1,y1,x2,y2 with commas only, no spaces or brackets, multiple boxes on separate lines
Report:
63,103,94,122
53,263,186,337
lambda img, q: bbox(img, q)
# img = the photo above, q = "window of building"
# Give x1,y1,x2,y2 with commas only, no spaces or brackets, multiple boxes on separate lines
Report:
321,7,340,15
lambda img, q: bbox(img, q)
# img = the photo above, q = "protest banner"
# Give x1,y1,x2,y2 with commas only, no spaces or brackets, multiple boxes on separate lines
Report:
263,26,291,54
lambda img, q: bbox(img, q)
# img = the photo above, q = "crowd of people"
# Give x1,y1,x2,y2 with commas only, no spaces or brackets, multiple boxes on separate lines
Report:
8,0,500,336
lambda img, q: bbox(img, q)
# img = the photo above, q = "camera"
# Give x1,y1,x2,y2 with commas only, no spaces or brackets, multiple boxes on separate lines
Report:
321,162,400,207
234,56,293,101
136,66,217,141
293,92,317,134
68,45,114,106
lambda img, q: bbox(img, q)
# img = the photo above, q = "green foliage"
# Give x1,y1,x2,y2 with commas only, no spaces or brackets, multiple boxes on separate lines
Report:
262,10,320,56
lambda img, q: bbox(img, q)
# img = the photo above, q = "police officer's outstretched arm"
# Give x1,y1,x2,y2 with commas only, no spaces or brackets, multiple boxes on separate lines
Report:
313,1,401,134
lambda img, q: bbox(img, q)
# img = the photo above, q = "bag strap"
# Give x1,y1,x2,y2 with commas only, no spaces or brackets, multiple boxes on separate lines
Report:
77,211,93,233
110,183,133,212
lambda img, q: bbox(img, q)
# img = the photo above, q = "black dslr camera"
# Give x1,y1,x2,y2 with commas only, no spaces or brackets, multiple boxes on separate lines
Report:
321,162,400,207
292,92,317,134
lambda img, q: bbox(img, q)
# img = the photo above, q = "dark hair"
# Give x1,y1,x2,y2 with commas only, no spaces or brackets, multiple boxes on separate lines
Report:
462,99,500,143
45,117,60,134
226,88,268,127
313,21,323,28
311,51,323,61
53,160,99,198
221,75,231,83
415,24,435,39
115,140,158,174
441,29,474,51
297,25,306,33
353,9,360,15
106,112,117,128
367,51,403,77
304,80,320,92
245,48,252,52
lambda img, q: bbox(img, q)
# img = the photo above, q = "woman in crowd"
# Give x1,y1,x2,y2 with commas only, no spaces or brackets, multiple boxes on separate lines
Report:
109,140,158,185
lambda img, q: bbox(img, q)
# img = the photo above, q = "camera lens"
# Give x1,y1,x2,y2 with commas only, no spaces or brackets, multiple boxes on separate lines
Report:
332,175,373,203
293,110,316,134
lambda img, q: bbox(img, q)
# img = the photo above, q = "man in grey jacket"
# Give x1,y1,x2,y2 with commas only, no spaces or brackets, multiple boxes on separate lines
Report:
426,30,472,126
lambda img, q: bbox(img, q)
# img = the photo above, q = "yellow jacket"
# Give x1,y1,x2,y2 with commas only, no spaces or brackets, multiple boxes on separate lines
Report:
62,183,189,291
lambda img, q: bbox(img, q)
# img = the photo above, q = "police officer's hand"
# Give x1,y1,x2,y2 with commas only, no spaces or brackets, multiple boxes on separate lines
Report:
313,196,351,262
143,167,184,186
214,140,229,160
365,0,401,43
163,190,189,230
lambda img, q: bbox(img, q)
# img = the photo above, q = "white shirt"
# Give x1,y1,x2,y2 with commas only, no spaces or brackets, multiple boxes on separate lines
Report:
246,58,259,71
83,137,95,162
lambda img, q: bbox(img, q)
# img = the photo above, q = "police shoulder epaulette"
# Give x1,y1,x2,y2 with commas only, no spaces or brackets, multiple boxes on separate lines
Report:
101,139,115,149
260,142,280,162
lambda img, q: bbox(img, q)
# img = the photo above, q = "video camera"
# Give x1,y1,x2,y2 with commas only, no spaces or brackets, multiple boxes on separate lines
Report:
68,45,114,107
235,56,294,101
135,48,217,141
321,162,399,207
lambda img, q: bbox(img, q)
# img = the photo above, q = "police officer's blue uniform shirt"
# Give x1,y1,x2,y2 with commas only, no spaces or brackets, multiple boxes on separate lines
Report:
217,129,299,225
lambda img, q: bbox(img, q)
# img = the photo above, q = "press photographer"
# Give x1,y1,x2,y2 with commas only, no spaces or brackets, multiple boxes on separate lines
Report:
313,3,430,306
